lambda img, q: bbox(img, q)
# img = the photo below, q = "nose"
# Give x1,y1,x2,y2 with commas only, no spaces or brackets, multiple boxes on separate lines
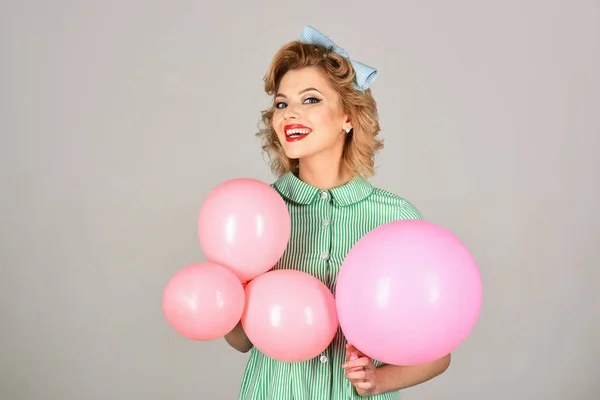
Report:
283,103,300,120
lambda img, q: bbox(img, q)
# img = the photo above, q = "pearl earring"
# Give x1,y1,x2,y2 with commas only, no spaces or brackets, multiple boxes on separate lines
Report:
345,127,351,134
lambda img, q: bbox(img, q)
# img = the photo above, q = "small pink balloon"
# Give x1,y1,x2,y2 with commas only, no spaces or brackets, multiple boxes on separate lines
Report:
197,178,291,283
162,262,245,341
335,220,482,366
242,269,338,362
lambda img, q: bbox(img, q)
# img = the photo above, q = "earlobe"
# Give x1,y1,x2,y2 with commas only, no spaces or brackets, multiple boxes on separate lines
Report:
343,115,353,134
344,121,353,134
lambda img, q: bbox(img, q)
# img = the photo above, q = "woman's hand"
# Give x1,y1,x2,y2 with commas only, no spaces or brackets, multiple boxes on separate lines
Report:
224,280,252,353
342,344,379,397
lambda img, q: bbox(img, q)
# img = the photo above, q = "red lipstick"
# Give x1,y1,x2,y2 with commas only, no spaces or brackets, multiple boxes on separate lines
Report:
284,124,312,142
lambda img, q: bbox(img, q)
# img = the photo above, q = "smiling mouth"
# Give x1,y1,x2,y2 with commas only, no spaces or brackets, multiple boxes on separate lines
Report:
284,125,312,142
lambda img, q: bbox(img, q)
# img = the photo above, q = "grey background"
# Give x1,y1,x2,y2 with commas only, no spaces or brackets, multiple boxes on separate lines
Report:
1,0,598,399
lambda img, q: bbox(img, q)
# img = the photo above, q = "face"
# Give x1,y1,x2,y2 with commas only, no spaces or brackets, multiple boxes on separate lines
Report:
271,67,352,161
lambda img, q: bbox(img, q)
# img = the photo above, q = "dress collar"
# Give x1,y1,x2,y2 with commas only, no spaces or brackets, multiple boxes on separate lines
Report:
273,172,374,207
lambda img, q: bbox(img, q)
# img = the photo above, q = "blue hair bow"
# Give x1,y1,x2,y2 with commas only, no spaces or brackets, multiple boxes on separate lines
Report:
300,25,378,92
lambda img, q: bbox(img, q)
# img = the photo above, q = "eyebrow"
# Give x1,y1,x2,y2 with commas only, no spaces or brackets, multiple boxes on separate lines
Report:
275,87,322,98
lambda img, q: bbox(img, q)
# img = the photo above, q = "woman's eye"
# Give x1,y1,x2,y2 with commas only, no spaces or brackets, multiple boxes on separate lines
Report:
275,98,320,109
304,97,320,104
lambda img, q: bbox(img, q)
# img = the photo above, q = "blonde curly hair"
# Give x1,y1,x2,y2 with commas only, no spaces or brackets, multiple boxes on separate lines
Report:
256,40,383,179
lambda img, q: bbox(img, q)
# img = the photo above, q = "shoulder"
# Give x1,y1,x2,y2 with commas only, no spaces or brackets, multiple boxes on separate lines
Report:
369,186,424,220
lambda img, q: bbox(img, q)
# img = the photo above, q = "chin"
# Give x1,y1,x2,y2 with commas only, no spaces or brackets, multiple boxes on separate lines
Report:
279,140,313,160
282,148,309,160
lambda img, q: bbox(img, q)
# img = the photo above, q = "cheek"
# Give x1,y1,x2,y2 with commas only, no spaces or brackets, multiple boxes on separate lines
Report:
319,104,342,122
311,109,339,132
271,113,283,133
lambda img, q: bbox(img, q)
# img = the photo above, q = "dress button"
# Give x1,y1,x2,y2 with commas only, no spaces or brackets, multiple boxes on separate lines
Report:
320,252,329,260
320,355,328,363
322,220,329,227
320,191,328,199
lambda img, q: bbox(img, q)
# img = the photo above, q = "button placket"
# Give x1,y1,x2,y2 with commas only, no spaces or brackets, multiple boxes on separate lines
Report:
317,349,332,399
326,203,338,291
320,190,333,287
321,191,330,229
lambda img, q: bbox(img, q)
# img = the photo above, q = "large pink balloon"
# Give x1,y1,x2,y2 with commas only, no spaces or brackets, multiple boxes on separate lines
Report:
241,269,339,362
162,262,245,341
197,178,291,283
335,220,482,366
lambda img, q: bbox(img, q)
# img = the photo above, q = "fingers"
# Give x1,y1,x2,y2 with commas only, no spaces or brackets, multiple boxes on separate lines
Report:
345,357,363,372
353,381,374,390
344,368,375,393
343,345,377,397
344,369,366,380
342,356,370,369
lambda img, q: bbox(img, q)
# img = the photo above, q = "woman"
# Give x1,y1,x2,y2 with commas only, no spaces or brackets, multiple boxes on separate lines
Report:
225,26,451,399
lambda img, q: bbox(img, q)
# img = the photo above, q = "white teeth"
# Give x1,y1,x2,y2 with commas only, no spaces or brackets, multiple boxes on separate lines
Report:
285,128,311,136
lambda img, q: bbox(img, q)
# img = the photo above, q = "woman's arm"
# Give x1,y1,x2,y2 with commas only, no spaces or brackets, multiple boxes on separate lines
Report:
344,344,451,397
373,354,451,395
224,321,253,353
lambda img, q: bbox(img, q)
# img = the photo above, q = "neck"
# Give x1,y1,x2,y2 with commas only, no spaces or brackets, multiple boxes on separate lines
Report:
297,152,350,190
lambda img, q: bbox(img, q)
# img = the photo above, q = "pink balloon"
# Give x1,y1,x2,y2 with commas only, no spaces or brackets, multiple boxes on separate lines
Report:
197,178,291,283
335,220,482,366
162,262,245,341
241,269,338,362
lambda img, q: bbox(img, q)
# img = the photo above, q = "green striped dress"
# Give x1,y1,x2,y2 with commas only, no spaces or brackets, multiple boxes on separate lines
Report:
237,171,423,400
